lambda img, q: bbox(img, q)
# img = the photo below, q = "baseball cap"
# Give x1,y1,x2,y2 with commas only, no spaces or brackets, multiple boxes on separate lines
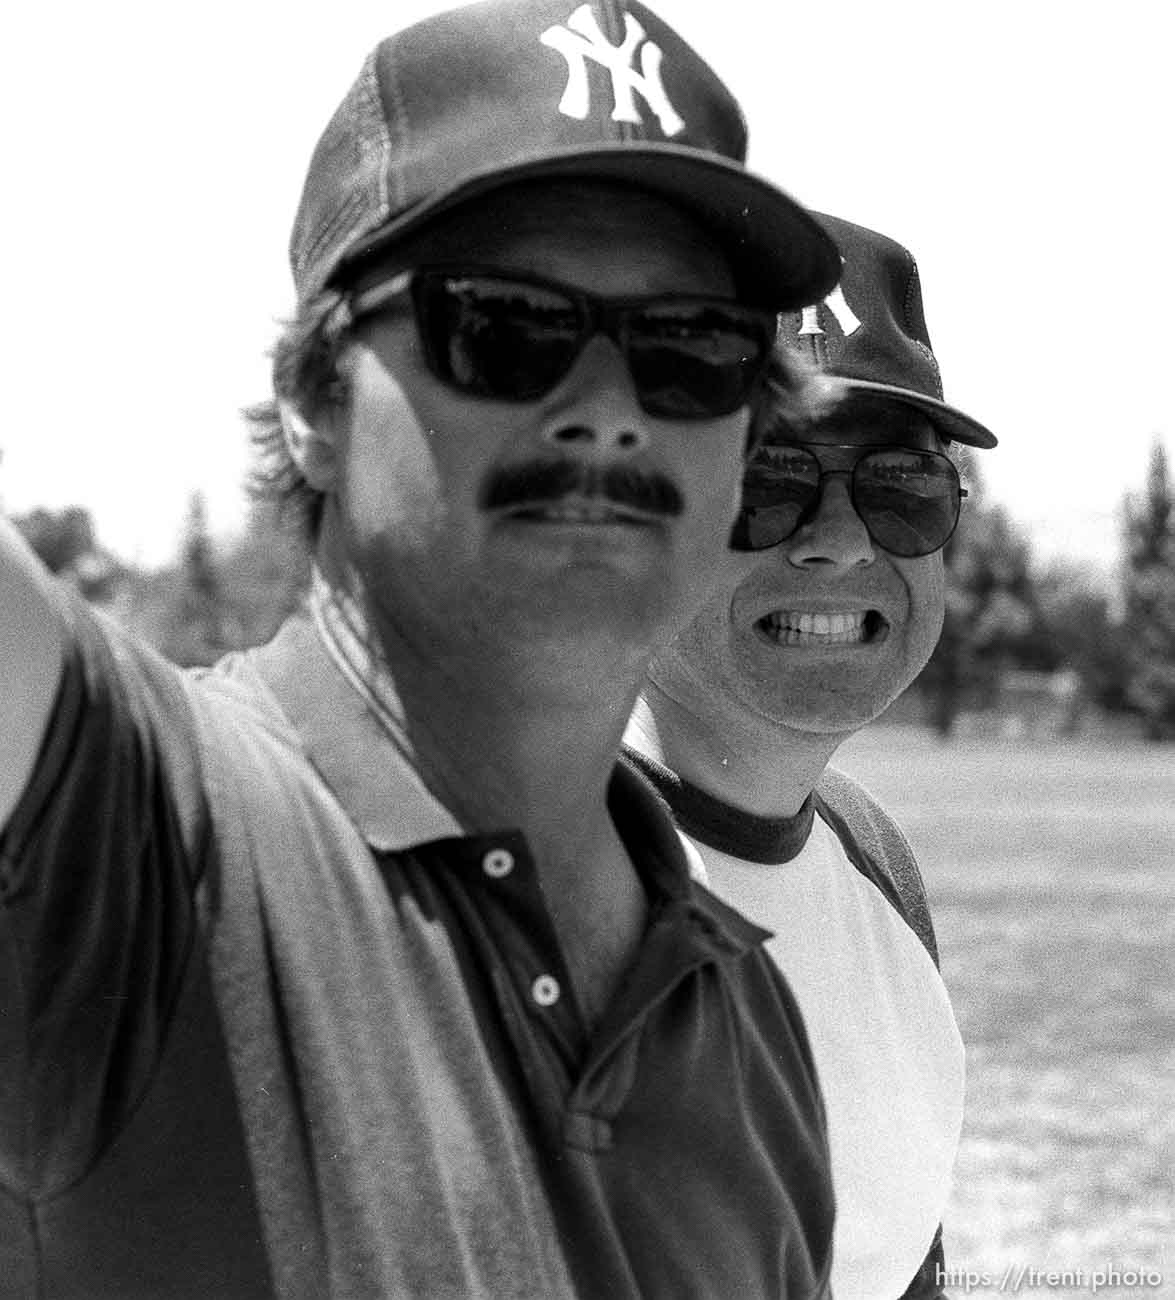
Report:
288,0,840,310
779,214,998,448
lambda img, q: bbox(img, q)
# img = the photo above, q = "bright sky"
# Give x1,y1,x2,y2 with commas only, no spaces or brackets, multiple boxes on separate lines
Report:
1,0,1170,574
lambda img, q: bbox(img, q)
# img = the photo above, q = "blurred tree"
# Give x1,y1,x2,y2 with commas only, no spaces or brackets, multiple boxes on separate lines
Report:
160,493,230,667
1036,562,1131,719
916,457,1044,736
11,504,122,601
124,495,308,667
7,493,307,666
1121,440,1175,740
217,500,309,650
13,505,95,572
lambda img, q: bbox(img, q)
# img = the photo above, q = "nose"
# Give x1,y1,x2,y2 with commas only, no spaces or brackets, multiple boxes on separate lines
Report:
783,474,876,570
541,335,650,455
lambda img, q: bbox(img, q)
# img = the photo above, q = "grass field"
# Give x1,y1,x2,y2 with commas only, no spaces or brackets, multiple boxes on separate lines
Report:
835,727,1174,1292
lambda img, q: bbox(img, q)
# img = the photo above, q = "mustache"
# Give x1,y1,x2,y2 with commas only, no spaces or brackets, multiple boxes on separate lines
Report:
480,459,684,518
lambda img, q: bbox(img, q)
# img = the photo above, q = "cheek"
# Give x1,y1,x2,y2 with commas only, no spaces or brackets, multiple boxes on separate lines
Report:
652,558,753,687
341,354,443,532
650,593,731,700
905,556,947,649
679,416,750,523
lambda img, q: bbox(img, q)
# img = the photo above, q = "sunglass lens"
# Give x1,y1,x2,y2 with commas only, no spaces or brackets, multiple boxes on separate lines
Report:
627,305,771,418
853,450,960,556
415,273,584,400
729,446,821,550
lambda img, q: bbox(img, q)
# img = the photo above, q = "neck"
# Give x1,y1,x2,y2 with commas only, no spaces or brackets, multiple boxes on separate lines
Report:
628,686,845,819
319,548,665,1027
411,675,639,858
313,546,649,867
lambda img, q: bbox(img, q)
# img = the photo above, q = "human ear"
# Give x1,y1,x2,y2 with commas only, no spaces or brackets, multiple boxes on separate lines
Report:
278,399,338,492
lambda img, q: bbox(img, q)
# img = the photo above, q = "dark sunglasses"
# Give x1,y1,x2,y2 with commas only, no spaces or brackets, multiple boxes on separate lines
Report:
349,266,777,420
730,443,967,558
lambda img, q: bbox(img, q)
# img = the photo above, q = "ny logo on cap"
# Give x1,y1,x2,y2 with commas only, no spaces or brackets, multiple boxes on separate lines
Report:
798,286,862,340
540,4,685,136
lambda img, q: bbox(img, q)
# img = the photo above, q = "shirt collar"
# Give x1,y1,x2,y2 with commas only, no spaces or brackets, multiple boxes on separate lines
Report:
244,574,742,914
621,746,815,866
243,571,462,851
239,581,768,954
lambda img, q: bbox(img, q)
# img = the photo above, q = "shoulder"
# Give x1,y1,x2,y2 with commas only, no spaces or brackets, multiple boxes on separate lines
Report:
813,766,939,966
0,589,215,875
183,624,345,831
814,766,908,849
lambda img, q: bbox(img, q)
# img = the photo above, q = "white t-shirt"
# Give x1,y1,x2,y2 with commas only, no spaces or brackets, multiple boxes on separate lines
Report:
624,748,964,1300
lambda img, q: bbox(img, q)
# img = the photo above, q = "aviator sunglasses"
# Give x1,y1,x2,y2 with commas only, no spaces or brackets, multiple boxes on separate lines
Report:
730,442,967,558
348,266,778,420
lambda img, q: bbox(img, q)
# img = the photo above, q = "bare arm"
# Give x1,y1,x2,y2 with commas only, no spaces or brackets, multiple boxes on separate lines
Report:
0,513,66,830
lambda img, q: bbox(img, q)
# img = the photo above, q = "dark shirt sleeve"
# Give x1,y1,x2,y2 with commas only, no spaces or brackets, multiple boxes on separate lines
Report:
900,1225,949,1299
0,593,209,1199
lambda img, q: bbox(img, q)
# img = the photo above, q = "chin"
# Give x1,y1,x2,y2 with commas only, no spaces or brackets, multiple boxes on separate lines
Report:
756,684,902,736
519,574,674,645
794,704,892,736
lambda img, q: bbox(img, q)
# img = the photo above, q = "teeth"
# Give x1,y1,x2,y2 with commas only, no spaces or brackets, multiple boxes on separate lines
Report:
761,610,870,645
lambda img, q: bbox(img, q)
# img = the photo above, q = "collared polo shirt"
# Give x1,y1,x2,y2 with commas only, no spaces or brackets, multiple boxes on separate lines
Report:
0,587,834,1299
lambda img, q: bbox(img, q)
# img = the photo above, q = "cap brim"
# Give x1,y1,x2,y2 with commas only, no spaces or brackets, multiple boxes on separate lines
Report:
333,143,841,312
814,376,998,449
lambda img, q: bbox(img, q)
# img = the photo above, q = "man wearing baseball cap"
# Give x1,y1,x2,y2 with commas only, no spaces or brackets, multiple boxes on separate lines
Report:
0,2,842,1296
626,214,998,1300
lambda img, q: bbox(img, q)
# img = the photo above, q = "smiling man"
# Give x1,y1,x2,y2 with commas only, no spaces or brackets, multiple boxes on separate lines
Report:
0,2,845,1298
625,214,998,1300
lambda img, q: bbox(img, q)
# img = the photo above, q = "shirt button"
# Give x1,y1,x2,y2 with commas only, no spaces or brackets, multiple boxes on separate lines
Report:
482,848,515,879
531,974,561,1007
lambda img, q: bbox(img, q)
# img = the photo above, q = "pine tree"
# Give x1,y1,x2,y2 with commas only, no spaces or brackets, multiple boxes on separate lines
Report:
159,492,230,666
1122,441,1175,740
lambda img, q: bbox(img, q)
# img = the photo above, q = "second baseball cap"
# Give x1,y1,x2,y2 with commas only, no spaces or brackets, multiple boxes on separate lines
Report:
289,0,840,311
779,214,998,448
